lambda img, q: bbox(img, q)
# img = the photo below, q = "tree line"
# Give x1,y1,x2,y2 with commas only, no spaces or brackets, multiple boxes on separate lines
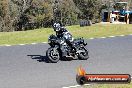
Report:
0,0,114,32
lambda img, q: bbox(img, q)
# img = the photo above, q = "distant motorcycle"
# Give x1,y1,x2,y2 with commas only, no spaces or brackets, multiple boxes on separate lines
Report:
46,23,89,63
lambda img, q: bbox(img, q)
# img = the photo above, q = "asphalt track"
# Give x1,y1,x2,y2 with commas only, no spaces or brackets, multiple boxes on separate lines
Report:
0,35,132,88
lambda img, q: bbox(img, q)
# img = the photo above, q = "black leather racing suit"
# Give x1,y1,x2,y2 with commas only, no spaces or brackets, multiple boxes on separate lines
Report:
55,27,73,57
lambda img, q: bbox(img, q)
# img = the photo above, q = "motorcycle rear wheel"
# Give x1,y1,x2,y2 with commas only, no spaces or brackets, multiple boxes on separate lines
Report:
46,47,60,63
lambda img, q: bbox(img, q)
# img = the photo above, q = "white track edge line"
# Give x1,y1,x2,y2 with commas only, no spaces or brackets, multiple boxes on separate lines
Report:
119,35,125,37
5,45,11,46
100,37,106,39
109,36,115,38
89,38,94,40
62,84,91,88
31,43,37,45
42,42,47,43
19,44,25,46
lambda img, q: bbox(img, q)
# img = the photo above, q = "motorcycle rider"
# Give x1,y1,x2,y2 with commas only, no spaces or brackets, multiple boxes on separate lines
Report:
53,23,74,57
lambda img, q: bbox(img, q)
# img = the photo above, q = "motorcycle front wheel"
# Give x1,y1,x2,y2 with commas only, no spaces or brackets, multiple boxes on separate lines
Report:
78,48,89,60
46,47,60,63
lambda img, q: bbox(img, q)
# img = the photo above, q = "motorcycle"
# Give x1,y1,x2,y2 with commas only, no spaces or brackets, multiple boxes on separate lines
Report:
46,30,89,63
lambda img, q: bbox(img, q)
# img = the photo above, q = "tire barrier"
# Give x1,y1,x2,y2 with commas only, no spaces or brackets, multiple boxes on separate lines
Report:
80,20,92,27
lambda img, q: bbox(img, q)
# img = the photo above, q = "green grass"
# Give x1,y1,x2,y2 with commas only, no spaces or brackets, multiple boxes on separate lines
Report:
0,24,132,45
83,83,132,88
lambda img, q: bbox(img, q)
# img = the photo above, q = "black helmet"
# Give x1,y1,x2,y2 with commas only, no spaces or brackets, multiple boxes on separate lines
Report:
53,23,61,32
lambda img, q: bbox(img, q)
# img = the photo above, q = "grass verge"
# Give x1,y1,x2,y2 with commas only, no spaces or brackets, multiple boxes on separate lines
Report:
0,24,132,45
